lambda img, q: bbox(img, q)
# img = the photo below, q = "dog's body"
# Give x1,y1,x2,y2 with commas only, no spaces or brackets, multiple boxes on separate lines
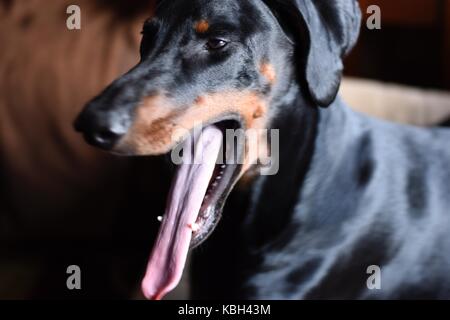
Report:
193,97,450,299
75,0,450,299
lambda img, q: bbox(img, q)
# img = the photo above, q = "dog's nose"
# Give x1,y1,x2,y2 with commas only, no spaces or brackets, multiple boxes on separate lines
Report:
74,107,131,151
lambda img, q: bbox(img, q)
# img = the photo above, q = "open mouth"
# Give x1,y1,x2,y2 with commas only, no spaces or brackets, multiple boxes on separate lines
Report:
141,118,244,300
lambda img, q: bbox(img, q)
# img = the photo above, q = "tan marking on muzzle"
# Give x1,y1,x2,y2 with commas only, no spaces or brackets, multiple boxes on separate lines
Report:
194,20,209,33
260,62,277,84
117,91,268,159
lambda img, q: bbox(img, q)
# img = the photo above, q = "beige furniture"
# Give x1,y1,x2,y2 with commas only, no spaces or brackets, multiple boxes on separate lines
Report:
341,77,450,126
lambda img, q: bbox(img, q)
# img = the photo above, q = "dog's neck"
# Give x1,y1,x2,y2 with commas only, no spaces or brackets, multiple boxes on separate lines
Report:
248,91,368,238
191,84,368,298
240,84,319,246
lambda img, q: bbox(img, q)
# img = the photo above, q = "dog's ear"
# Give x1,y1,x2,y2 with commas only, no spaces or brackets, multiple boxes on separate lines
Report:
265,0,361,107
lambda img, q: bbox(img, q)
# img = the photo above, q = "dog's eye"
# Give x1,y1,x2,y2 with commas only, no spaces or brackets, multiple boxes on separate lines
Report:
206,38,228,50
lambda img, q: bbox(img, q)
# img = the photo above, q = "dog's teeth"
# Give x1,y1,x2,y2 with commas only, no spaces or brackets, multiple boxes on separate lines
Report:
212,182,218,187
157,216,163,222
221,165,226,169
216,176,222,180
188,223,200,232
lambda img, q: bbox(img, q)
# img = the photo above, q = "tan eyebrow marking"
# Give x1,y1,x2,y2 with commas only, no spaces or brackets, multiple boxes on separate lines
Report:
259,62,277,85
194,19,210,33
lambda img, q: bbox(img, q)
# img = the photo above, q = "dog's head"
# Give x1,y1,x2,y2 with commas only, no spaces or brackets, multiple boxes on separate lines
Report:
75,0,361,300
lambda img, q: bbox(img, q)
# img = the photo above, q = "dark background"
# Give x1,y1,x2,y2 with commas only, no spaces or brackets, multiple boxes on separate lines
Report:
347,0,450,90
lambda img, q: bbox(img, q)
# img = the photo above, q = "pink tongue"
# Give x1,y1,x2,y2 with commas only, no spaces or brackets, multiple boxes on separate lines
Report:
141,126,223,300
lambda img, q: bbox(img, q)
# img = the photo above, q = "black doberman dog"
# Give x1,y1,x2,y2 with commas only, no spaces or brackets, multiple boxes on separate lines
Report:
75,0,450,299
